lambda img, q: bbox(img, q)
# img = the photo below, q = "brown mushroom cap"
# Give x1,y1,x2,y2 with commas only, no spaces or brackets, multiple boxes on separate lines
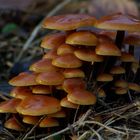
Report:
62,78,86,93
36,71,64,85
4,117,24,131
63,68,85,78
0,98,21,113
29,59,60,73
16,95,61,116
95,42,121,56
128,83,140,92
115,88,128,94
67,89,96,105
10,87,33,100
95,13,140,31
97,89,106,98
31,85,52,94
114,80,128,88
42,14,96,30
41,33,65,49
120,52,136,62
39,117,59,127
110,66,125,74
9,72,38,86
66,31,98,46
22,115,40,125
74,49,104,62
97,73,113,82
52,54,82,68
124,33,140,46
47,109,66,118
43,49,58,60
57,43,74,55
60,97,78,109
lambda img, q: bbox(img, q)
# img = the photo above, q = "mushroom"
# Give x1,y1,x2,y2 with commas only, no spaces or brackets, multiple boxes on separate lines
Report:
60,97,78,109
36,71,64,85
16,95,61,116
42,14,96,31
110,66,125,74
43,49,58,60
41,33,66,49
128,83,140,92
120,52,136,62
66,31,98,46
52,54,82,68
10,87,33,100
0,98,21,113
9,72,38,86
29,58,60,73
114,80,128,88
22,115,40,125
47,109,66,118
4,117,24,131
96,73,113,82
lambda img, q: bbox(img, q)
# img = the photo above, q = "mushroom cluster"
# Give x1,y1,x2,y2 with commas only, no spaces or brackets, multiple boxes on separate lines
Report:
0,13,140,134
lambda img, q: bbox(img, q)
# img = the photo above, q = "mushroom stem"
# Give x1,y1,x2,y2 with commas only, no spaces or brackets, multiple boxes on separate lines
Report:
115,30,125,49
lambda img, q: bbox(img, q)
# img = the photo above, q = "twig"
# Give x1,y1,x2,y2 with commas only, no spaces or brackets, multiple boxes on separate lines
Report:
15,0,72,63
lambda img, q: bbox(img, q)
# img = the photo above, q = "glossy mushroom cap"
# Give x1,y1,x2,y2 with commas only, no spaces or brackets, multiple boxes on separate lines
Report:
62,78,86,93
97,73,113,82
36,71,64,85
0,98,21,113
110,66,125,74
29,59,60,73
41,33,65,49
120,52,136,62
57,43,74,55
22,115,40,125
74,49,104,62
67,89,96,105
42,14,96,30
63,68,85,78
10,87,33,100
52,54,82,68
95,13,140,31
31,85,52,94
60,97,78,109
4,117,24,131
114,80,128,88
43,49,58,60
66,31,98,46
128,83,140,92
95,42,121,56
16,95,61,116
39,117,59,127
9,72,38,86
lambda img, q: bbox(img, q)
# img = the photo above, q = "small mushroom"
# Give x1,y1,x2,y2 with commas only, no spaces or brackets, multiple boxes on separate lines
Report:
96,73,113,82
110,66,125,74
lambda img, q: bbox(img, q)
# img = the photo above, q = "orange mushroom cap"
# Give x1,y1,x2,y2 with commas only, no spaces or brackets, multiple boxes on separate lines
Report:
60,97,78,109
128,83,140,92
16,95,61,116
63,68,85,78
95,13,140,31
39,117,59,127
36,71,64,85
95,42,121,56
66,31,98,46
57,43,75,55
9,72,38,86
31,85,52,94
47,109,66,118
0,98,21,113
4,117,24,131
42,14,96,30
114,80,128,88
43,49,58,60
67,89,96,105
52,54,82,68
120,52,136,62
62,78,86,93
29,59,60,73
41,33,66,49
10,87,33,100
22,115,40,125
115,88,128,95
74,49,104,62
110,66,125,74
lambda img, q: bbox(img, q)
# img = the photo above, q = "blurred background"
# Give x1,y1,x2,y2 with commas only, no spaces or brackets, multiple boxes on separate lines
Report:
0,0,140,92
